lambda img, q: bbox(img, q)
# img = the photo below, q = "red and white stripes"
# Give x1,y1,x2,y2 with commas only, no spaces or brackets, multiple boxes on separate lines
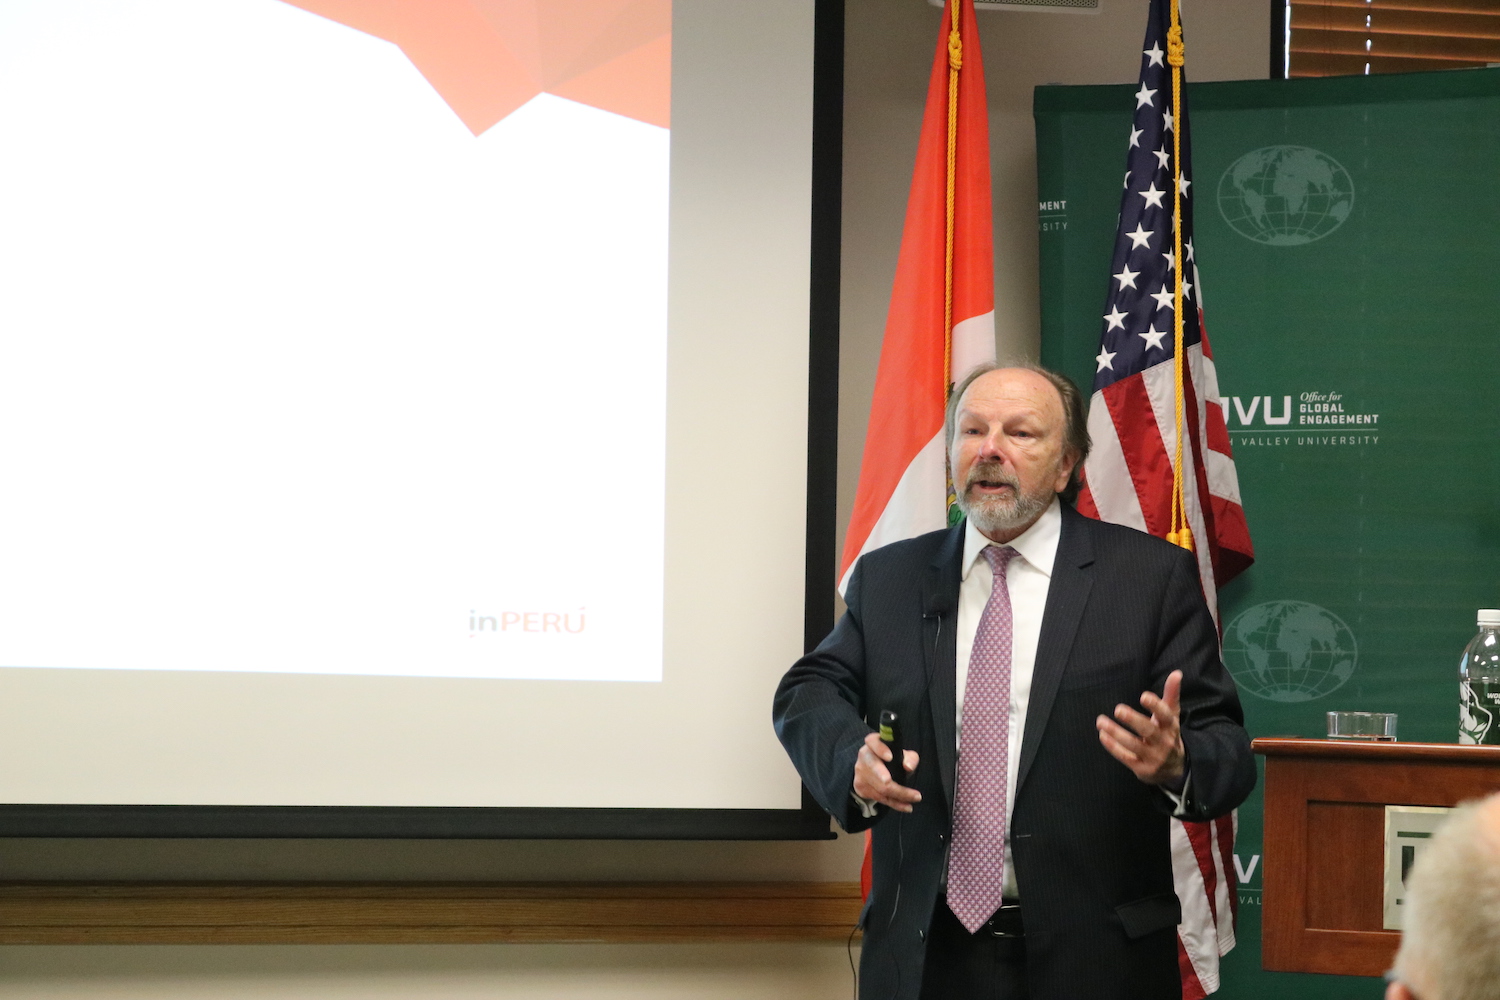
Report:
1077,298,1253,625
1078,293,1253,999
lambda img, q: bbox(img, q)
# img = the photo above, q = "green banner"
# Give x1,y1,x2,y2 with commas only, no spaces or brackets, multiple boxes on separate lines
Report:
1035,68,1500,997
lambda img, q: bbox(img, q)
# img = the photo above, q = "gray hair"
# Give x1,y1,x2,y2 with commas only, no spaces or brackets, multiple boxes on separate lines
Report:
1391,794,1500,1000
944,362,1091,504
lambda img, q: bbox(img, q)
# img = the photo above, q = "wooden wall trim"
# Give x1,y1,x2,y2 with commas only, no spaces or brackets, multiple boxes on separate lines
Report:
0,881,866,945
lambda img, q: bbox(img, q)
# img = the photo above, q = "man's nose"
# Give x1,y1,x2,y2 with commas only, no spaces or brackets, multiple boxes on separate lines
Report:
978,432,1008,462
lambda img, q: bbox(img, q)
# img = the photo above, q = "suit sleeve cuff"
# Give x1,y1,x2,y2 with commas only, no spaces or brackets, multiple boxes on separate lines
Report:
1160,769,1192,817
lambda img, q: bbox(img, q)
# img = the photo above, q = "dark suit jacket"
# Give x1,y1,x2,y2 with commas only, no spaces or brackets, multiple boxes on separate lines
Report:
773,504,1255,1000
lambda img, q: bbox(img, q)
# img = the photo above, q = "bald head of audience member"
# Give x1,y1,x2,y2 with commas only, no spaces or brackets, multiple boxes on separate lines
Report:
1387,792,1500,1000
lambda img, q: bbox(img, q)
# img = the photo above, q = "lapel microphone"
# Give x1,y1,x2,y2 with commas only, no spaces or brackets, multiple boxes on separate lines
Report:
922,590,956,620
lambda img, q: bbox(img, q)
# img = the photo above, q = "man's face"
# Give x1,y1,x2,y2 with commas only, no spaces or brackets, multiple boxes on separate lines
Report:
949,368,1077,541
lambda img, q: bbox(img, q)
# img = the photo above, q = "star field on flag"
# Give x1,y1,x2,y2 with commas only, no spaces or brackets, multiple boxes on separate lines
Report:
1093,24,1205,392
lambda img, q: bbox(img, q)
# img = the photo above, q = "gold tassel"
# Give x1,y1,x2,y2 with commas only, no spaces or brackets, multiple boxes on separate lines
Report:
1167,526,1194,551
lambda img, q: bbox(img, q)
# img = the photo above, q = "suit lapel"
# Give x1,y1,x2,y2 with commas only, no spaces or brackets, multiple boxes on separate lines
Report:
1015,504,1095,796
921,524,965,811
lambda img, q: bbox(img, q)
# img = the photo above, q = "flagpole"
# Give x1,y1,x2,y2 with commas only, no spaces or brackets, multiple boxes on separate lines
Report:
1165,0,1193,552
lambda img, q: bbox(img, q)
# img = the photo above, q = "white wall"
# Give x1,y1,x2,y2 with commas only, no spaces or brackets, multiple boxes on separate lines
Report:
1,0,1267,996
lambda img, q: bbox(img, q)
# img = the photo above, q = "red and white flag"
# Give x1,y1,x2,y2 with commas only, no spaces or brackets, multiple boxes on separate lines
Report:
838,0,993,597
1075,0,1254,995
841,0,992,903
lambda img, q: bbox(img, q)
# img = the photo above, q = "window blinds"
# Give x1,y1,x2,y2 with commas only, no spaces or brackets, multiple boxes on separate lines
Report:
1289,0,1500,77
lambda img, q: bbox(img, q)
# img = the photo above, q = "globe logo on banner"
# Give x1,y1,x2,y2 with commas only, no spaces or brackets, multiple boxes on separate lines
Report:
1217,146,1355,246
1222,601,1358,702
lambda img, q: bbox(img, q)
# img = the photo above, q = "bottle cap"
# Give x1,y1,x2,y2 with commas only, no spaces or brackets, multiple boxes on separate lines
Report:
1479,610,1500,627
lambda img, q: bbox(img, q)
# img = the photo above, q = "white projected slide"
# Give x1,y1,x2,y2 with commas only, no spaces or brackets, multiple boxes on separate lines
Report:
0,0,669,682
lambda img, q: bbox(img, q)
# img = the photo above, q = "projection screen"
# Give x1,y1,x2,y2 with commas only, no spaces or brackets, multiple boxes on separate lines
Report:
0,0,840,838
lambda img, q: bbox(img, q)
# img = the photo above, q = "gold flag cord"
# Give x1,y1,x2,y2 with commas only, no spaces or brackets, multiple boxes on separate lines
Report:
942,0,964,522
943,0,962,394
1164,0,1193,553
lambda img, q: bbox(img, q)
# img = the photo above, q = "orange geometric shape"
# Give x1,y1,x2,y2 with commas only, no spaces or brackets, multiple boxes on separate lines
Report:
278,0,671,134
550,31,670,130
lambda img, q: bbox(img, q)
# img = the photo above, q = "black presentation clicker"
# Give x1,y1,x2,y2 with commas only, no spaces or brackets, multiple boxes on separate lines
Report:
879,709,906,786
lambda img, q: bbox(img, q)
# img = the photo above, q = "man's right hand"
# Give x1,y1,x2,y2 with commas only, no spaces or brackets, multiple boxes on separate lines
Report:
853,731,922,812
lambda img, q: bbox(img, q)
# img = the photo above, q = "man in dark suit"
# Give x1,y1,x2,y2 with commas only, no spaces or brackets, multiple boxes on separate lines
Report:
773,364,1255,1000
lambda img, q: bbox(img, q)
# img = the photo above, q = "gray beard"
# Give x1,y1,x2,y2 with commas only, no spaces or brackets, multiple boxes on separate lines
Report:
955,465,1054,537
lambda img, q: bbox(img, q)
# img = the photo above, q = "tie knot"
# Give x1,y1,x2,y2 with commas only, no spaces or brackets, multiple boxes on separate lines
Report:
983,545,1017,574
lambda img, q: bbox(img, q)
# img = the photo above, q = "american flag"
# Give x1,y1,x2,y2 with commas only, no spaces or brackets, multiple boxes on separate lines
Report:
1073,0,1255,996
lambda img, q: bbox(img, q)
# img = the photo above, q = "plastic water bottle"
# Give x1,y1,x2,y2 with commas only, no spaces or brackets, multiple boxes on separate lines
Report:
1459,610,1500,745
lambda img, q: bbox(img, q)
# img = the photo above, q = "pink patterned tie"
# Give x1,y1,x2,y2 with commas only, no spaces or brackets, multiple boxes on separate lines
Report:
948,544,1018,933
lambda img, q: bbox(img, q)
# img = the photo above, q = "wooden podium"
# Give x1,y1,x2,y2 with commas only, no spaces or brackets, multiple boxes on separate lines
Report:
1253,737,1500,976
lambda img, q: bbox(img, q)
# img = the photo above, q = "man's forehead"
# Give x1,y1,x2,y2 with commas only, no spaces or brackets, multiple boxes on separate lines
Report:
958,368,1064,420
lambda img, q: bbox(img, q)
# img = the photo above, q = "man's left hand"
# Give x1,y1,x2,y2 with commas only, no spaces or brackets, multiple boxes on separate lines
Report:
1096,669,1186,786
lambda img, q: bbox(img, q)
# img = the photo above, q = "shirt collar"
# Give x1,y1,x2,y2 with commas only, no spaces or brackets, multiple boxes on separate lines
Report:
961,497,1063,581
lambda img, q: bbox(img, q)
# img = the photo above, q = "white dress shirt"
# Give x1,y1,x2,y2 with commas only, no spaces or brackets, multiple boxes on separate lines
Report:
955,497,1062,898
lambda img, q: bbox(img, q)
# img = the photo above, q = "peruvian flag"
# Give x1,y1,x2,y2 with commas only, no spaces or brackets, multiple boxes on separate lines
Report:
838,0,993,597
1076,0,1254,995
